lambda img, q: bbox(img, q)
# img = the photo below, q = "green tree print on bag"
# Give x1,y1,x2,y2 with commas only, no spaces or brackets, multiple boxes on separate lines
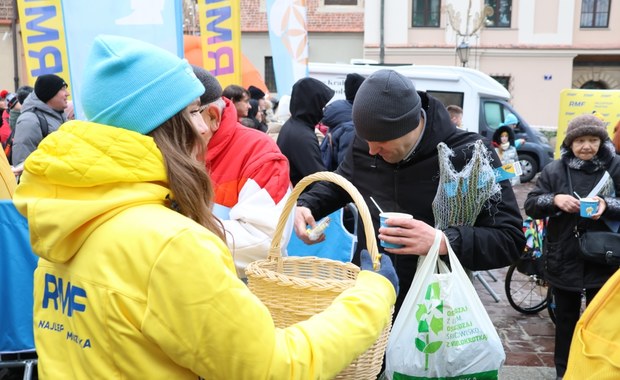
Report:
385,231,505,379
414,281,444,370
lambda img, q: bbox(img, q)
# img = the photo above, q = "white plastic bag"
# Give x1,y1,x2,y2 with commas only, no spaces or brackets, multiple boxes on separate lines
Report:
384,230,505,380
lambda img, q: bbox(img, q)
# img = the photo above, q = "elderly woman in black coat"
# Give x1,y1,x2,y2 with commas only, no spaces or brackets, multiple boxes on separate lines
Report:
524,113,620,380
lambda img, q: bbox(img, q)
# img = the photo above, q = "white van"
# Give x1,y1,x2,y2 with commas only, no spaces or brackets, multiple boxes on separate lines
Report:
309,62,554,182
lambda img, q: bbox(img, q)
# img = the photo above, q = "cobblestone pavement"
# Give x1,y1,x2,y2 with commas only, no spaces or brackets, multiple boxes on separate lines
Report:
472,176,557,379
474,268,556,370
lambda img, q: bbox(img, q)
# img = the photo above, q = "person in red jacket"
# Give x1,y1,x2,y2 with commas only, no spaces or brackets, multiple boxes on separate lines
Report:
0,90,11,146
192,65,294,278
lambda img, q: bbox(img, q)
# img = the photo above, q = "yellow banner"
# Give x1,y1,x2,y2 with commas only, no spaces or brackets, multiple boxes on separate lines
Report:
197,0,242,89
555,89,620,158
17,0,71,89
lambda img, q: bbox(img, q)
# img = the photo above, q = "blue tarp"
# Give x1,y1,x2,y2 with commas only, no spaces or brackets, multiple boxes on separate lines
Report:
0,200,38,353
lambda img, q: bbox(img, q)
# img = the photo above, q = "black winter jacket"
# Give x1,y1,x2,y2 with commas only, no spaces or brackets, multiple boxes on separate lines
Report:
298,92,525,314
277,78,334,185
524,141,620,291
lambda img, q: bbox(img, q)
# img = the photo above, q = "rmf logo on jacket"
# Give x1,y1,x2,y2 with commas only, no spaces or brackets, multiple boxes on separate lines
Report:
42,273,87,317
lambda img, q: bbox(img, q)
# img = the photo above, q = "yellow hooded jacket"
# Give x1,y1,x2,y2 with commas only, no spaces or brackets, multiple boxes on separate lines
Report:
13,121,395,379
0,149,16,199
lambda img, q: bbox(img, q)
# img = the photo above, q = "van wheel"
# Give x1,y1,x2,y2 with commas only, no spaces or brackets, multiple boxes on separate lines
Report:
519,154,538,183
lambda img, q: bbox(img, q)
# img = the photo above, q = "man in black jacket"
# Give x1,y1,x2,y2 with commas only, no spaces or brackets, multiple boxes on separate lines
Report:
277,77,334,185
294,69,525,315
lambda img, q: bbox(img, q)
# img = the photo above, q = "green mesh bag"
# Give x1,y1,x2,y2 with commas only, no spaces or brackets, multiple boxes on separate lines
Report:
432,140,501,229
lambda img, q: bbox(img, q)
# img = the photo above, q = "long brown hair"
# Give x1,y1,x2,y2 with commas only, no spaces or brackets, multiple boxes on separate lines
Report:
149,109,226,242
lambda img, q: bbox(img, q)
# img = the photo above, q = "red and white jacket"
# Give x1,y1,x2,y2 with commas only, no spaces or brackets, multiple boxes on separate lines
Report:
206,98,292,277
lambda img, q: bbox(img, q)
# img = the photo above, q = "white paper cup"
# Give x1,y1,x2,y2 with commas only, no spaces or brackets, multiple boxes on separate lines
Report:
379,212,413,248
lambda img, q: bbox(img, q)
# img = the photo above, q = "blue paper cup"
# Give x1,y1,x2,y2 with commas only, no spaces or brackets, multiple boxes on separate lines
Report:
379,212,413,248
580,198,598,218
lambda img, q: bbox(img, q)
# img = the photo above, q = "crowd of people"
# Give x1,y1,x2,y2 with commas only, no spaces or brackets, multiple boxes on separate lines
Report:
5,35,397,379
2,35,620,380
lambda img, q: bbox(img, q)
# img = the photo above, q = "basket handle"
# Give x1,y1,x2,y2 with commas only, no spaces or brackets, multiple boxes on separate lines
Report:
270,171,381,269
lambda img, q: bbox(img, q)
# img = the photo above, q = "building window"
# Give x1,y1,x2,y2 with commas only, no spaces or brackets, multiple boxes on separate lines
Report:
581,80,608,89
412,0,440,27
492,75,511,91
580,0,610,28
426,91,464,109
324,0,358,4
319,0,364,12
485,0,511,28
264,57,277,94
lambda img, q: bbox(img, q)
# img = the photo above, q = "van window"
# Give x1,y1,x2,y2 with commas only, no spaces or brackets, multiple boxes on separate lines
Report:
427,91,464,109
484,101,503,129
484,100,526,133
484,101,524,128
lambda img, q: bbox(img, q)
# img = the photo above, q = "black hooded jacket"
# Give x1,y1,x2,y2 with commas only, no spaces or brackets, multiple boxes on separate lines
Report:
277,77,335,185
298,92,525,314
524,140,620,291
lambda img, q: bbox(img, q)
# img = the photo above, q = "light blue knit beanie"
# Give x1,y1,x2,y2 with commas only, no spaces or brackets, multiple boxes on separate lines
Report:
81,35,205,134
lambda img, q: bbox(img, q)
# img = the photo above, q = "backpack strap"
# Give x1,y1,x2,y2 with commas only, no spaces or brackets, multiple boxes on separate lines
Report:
26,108,49,138
4,109,51,165
3,125,16,150
3,127,16,165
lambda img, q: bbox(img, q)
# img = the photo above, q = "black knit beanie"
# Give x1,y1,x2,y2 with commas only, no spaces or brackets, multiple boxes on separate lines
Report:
344,73,365,102
563,114,608,146
352,70,421,142
192,65,223,105
248,85,266,100
34,74,67,103
16,85,34,105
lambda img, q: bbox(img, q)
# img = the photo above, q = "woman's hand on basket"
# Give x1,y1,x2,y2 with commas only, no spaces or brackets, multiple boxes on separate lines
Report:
379,218,449,255
360,250,399,295
294,206,326,244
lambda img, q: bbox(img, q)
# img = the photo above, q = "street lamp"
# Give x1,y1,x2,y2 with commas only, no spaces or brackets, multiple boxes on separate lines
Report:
456,41,470,67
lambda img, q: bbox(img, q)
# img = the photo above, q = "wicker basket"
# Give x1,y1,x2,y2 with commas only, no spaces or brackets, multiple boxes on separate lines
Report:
245,171,392,380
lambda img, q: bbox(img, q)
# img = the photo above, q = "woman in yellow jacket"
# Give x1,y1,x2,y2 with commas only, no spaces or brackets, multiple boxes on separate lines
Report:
0,149,16,199
12,35,397,379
